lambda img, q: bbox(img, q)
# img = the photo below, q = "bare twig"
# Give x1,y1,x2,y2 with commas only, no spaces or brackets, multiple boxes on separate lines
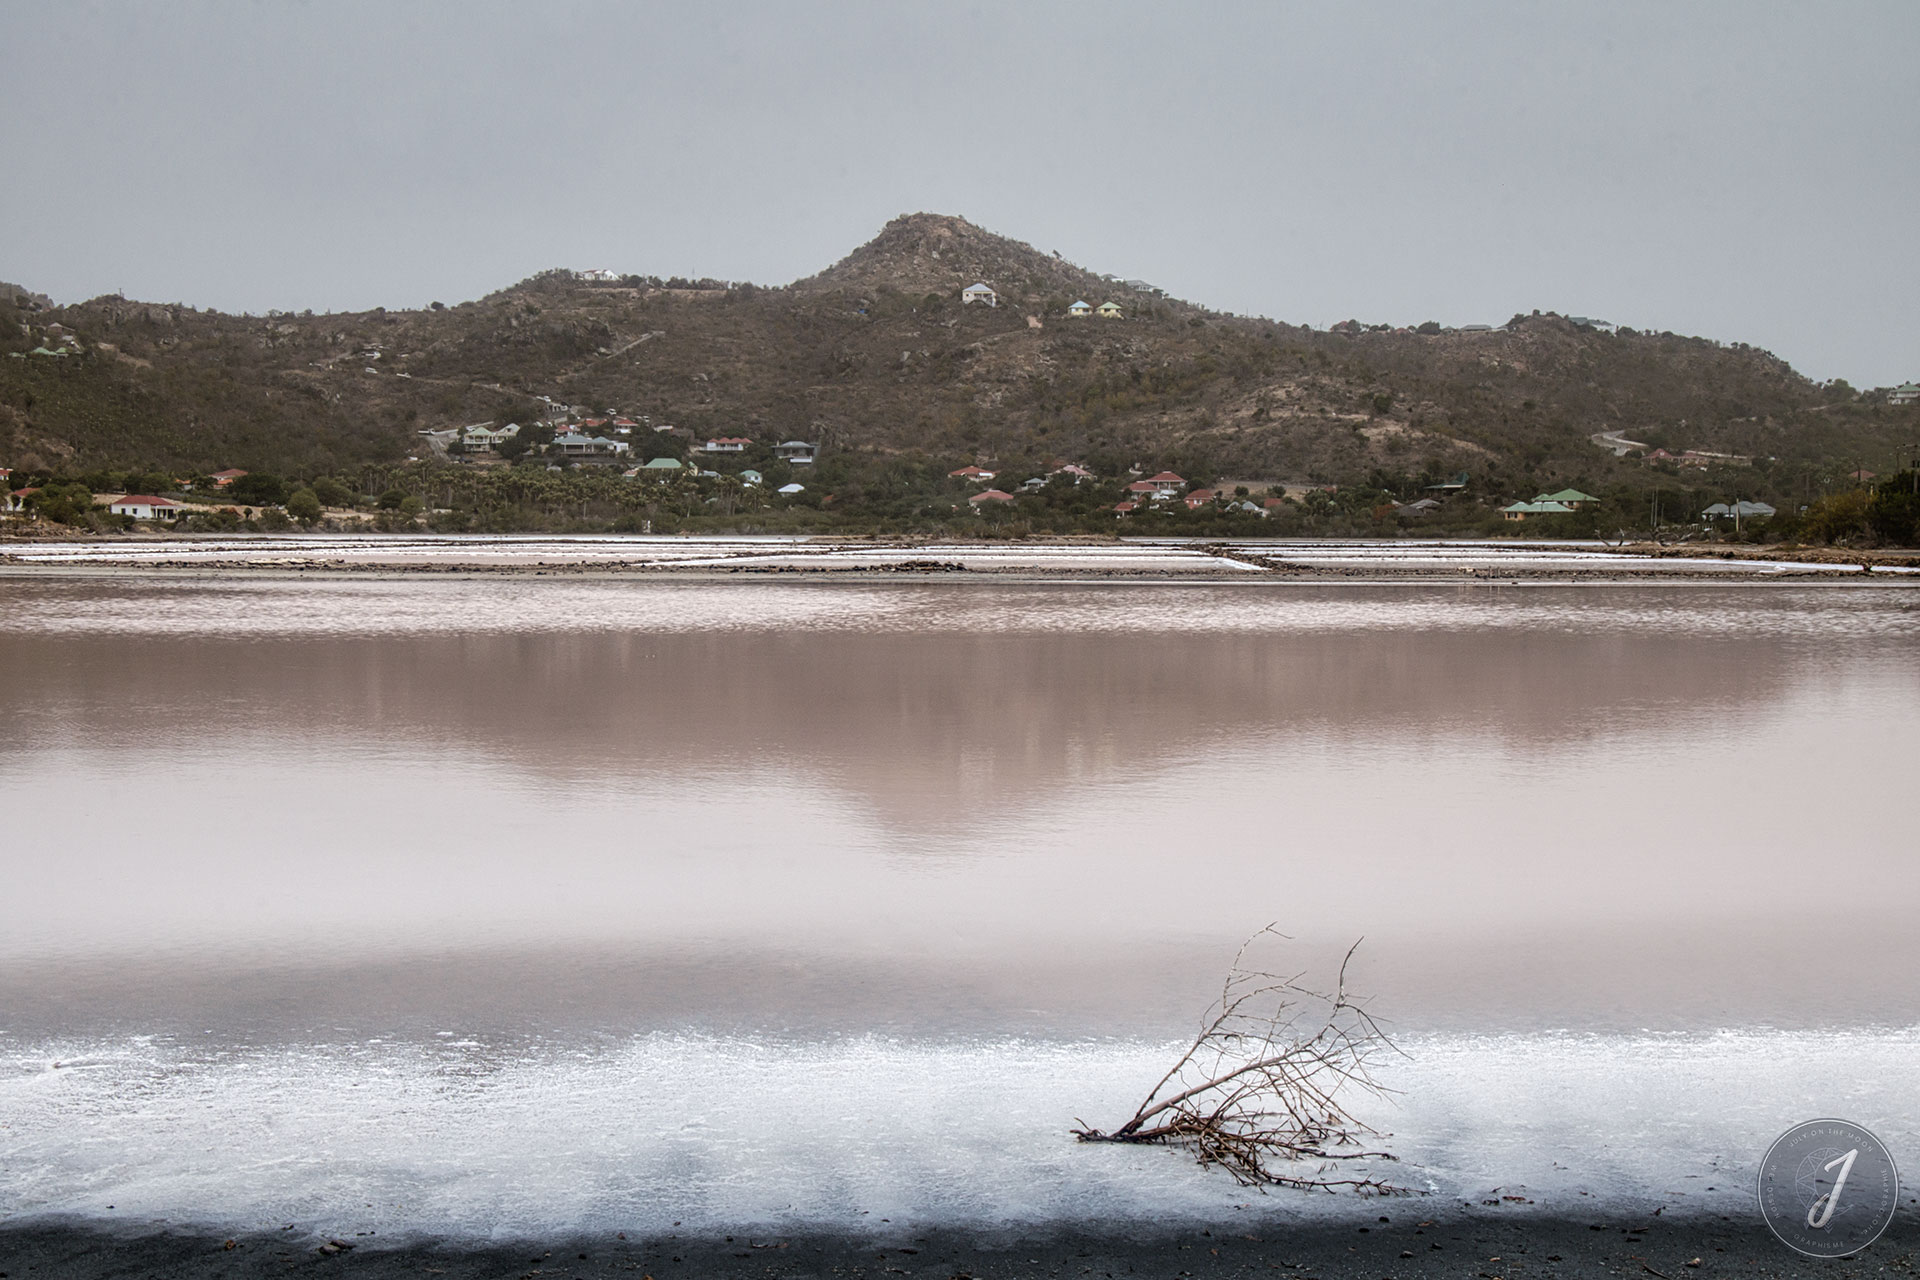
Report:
1074,927,1407,1193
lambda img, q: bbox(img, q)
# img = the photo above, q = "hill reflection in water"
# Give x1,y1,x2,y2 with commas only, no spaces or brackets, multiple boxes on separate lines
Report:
2,579,1916,1037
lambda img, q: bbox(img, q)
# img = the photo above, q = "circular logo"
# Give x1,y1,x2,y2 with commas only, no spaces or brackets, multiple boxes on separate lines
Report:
1758,1118,1900,1258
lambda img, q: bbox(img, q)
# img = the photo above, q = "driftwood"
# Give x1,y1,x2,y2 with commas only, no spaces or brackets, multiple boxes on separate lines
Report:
1074,928,1405,1193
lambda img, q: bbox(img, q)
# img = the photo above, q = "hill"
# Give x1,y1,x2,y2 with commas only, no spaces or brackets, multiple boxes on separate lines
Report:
2,213,1914,535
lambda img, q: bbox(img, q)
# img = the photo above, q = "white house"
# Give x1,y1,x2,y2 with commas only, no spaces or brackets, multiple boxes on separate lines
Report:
1068,300,1092,317
703,436,751,453
961,283,997,307
778,482,806,495
773,441,817,465
1891,382,1920,406
110,494,183,520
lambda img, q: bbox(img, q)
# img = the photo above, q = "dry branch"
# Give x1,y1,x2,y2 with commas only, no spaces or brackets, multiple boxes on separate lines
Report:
1074,928,1407,1193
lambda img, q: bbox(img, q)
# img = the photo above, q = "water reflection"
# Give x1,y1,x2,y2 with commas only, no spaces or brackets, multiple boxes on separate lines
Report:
1,580,1915,1037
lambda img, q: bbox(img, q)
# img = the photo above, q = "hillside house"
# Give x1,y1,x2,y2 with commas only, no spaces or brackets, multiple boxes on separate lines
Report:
638,457,683,476
6,488,38,512
210,469,248,487
1068,301,1092,317
968,489,1016,505
702,436,750,453
1533,488,1597,509
1891,383,1920,406
1183,488,1217,510
1423,472,1470,494
1019,477,1047,492
773,441,818,465
961,283,998,307
1112,501,1136,517
739,470,763,486
778,483,805,495
949,465,996,481
1050,463,1095,483
1097,302,1124,319
1502,500,1574,521
109,495,182,520
555,434,630,462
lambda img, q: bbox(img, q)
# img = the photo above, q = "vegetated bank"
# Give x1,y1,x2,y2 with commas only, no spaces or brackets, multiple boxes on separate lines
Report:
2,215,1916,544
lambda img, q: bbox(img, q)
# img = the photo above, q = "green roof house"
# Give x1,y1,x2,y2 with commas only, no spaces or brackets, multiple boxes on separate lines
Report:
640,457,682,471
1534,488,1597,508
1502,500,1575,522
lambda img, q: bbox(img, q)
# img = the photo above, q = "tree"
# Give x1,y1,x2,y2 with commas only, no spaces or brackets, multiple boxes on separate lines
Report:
227,472,288,506
286,488,323,525
311,476,355,507
1074,929,1403,1192
378,487,412,510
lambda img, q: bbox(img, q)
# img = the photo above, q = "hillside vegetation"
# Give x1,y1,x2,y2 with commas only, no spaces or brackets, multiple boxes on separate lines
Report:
3,214,1915,537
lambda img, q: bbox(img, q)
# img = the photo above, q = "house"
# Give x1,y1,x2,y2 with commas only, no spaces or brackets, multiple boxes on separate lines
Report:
1019,477,1048,492
1702,501,1777,520
1422,472,1470,494
1501,500,1575,521
703,436,751,453
637,457,683,476
777,483,806,495
1230,500,1267,516
773,441,817,465
949,465,996,481
1183,488,1217,510
961,283,998,307
1262,498,1288,511
739,470,763,486
1049,463,1095,483
1394,498,1442,518
1645,449,1680,463
1891,383,1920,406
1112,501,1136,516
968,489,1016,505
1097,301,1124,319
1533,488,1597,509
1067,300,1092,317
210,469,248,487
6,487,39,512
1145,470,1186,487
575,268,619,282
1849,469,1877,482
109,494,183,521
555,434,631,462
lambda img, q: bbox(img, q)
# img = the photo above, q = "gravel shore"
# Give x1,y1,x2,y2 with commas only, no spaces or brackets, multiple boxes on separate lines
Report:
2,1215,1908,1280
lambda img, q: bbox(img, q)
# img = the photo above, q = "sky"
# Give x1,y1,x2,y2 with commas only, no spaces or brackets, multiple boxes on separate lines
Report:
4,1,1916,386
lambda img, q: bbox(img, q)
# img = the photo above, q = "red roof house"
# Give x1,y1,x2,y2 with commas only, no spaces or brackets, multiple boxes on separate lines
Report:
968,489,1016,505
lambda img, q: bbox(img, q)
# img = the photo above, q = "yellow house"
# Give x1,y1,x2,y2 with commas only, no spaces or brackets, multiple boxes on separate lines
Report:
1097,301,1124,319
1067,300,1092,317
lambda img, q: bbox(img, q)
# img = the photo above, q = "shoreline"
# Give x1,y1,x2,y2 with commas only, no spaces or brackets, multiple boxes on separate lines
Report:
3,1214,1906,1279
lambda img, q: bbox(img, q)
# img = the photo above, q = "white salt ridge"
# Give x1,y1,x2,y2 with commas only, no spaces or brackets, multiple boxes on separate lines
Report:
1,1029,1914,1240
9,533,1913,575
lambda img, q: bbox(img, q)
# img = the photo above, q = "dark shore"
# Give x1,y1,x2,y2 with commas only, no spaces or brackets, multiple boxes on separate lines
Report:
3,1215,1908,1280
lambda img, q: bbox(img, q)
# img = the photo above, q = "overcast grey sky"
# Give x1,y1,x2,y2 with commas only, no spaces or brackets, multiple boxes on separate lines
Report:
4,1,1916,385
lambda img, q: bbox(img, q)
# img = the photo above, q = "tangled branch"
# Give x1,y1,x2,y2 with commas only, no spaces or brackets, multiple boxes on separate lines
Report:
1074,928,1406,1193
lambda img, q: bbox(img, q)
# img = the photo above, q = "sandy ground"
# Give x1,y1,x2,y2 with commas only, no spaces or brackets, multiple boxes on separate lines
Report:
2,1215,1907,1280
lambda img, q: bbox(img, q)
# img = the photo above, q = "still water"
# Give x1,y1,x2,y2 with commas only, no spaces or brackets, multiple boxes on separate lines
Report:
2,575,1916,1237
